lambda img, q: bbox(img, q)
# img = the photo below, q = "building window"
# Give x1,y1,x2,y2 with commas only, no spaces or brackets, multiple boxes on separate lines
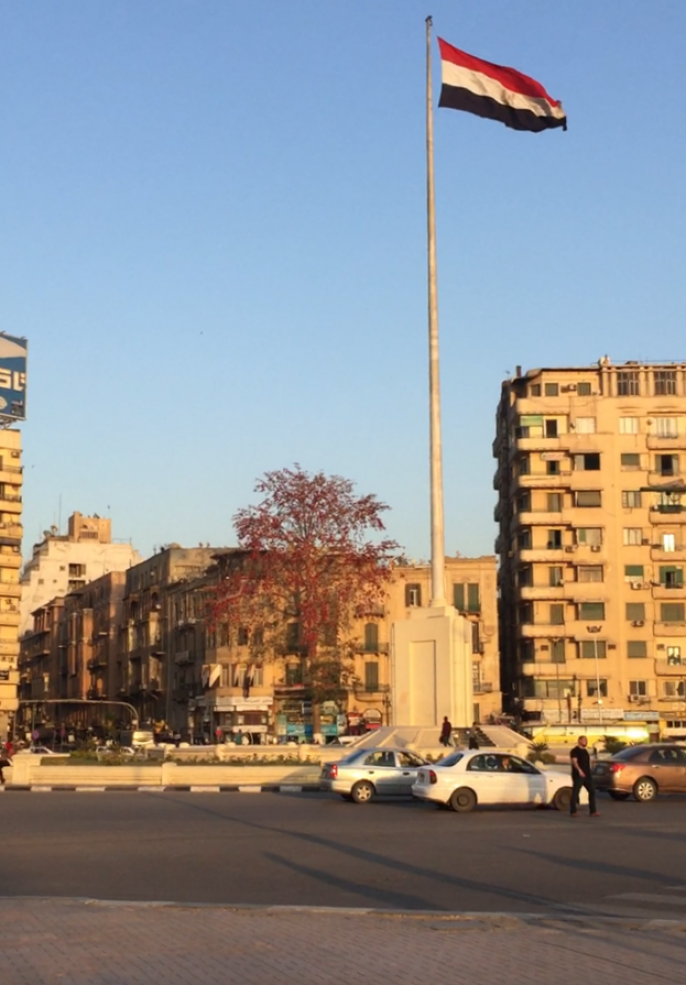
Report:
519,455,531,475
546,530,563,550
364,662,379,691
547,493,562,512
629,680,647,696
663,681,686,698
579,602,605,620
544,383,559,396
550,639,565,663
578,565,603,583
545,419,558,437
662,533,677,552
529,384,541,397
659,566,684,588
546,459,561,475
626,602,645,621
617,370,640,396
577,382,592,396
68,563,86,577
655,417,679,438
286,623,302,650
624,565,644,583
471,622,480,654
575,417,596,434
623,528,643,546
657,491,682,512
621,453,641,470
619,416,639,434
519,566,533,587
363,622,379,652
472,661,482,690
579,638,606,658
587,679,608,697
660,602,685,623
574,453,601,471
622,490,642,508
657,454,679,476
237,627,249,646
285,662,303,686
628,641,647,658
405,584,422,607
654,370,677,396
667,646,683,665
577,527,602,547
550,603,564,625
549,566,564,587
452,583,480,615
575,490,602,507
519,529,531,550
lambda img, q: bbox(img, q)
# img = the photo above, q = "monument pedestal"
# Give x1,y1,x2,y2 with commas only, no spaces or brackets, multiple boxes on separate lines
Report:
391,606,473,728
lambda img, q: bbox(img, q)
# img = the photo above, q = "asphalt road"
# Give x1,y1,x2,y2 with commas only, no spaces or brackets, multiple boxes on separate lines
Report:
2,791,686,918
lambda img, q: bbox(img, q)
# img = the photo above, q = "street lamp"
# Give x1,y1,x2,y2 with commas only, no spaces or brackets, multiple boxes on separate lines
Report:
586,625,603,725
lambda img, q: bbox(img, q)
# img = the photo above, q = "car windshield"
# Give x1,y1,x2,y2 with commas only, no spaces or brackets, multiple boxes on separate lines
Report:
613,745,647,761
436,751,464,767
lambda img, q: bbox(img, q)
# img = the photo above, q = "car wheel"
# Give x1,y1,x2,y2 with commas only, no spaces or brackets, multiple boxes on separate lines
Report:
449,787,477,813
552,787,572,812
351,780,375,804
633,777,657,803
608,791,630,801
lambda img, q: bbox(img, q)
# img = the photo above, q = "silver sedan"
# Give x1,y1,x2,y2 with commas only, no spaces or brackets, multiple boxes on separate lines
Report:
320,747,429,803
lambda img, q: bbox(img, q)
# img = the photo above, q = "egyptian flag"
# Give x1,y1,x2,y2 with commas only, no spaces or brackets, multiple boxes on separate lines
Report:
438,38,566,133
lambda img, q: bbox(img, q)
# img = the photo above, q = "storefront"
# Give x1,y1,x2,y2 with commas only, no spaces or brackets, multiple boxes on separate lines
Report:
200,695,273,743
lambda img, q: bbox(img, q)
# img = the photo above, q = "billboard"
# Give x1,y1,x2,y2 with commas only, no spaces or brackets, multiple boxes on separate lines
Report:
0,334,27,422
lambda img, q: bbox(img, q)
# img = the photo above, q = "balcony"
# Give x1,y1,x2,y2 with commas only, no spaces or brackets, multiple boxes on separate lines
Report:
654,621,686,636
510,437,566,458
518,585,566,601
517,471,572,490
654,659,686,677
651,584,686,600
0,584,21,598
647,434,686,451
473,682,495,694
519,623,569,639
515,511,569,527
647,471,686,490
651,545,686,562
649,506,685,524
518,547,570,564
358,642,390,655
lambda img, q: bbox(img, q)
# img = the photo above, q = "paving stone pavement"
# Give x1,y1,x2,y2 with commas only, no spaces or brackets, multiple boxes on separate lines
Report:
0,898,685,985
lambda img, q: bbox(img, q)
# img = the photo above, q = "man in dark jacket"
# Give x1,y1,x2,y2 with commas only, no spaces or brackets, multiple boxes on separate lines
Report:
440,717,452,747
570,735,600,817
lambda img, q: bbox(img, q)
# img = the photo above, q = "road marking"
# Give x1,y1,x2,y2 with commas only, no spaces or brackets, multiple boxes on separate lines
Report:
606,892,686,905
190,786,221,793
238,786,262,793
137,786,166,792
76,787,106,792
31,787,53,792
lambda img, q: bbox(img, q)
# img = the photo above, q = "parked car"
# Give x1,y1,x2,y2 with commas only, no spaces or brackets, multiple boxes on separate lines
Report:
412,748,580,813
593,743,686,802
320,747,429,803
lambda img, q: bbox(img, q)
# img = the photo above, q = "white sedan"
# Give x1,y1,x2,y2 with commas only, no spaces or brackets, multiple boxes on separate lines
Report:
412,748,584,813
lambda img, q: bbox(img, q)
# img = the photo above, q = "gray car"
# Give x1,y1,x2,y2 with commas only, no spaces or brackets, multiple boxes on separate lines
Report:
320,747,429,803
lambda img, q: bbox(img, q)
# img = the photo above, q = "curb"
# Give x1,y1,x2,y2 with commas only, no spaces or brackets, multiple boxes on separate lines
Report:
0,784,323,794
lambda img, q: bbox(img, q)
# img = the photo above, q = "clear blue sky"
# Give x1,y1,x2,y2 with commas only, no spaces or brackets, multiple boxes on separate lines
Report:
3,1,685,562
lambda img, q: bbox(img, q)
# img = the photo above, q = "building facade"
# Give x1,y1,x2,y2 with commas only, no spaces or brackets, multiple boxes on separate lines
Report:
494,359,686,736
0,429,23,737
20,511,141,638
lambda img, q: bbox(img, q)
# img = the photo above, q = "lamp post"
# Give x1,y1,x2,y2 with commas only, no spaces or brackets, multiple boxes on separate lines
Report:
586,625,603,725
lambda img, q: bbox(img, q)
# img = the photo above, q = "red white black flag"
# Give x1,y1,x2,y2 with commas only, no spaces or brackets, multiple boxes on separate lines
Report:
438,38,566,133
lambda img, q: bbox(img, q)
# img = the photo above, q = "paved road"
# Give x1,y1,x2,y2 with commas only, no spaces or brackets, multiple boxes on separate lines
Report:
3,791,686,919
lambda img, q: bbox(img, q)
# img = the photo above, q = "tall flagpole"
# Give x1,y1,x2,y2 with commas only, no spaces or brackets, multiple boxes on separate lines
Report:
426,16,446,607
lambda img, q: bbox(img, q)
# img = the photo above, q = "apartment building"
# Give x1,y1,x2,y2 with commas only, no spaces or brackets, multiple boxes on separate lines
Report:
0,428,23,736
20,511,141,637
494,359,686,735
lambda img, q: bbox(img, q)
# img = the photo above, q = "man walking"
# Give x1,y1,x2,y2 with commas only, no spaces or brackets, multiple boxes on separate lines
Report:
439,716,452,747
570,735,600,817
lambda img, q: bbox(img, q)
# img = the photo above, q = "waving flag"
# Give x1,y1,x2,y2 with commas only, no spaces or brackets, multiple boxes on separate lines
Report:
438,38,566,132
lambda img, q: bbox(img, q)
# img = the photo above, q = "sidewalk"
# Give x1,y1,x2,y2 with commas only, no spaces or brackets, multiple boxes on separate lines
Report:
0,898,684,985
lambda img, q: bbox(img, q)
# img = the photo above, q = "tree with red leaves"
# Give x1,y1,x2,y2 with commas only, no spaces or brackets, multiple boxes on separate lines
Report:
211,465,399,728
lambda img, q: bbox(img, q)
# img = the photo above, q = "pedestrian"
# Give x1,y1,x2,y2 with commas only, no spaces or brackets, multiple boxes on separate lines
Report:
468,722,480,750
439,716,452,747
0,740,13,785
570,735,600,817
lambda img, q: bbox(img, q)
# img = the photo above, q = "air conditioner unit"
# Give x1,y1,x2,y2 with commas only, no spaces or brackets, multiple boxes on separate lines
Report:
631,582,641,590
628,695,639,703
632,620,645,627
564,546,574,553
591,545,601,552
642,538,650,545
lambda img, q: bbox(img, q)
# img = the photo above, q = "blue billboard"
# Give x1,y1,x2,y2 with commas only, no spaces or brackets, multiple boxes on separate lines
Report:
0,334,27,422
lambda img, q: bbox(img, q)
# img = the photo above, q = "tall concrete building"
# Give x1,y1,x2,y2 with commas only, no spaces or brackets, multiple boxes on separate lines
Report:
0,429,23,737
20,512,141,638
494,360,686,736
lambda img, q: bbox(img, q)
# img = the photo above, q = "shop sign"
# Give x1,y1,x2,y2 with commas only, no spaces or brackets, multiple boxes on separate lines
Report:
623,710,659,722
580,708,625,722
320,723,338,736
